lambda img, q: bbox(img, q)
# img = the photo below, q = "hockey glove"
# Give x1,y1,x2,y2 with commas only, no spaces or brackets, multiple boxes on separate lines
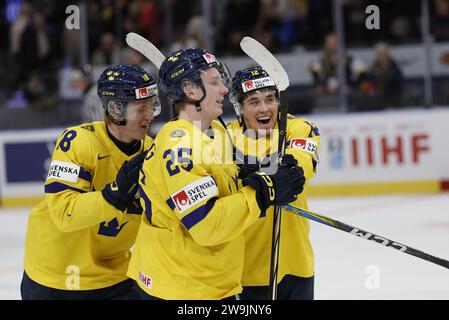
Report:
102,152,146,211
238,154,297,180
243,164,305,211
237,163,260,180
280,153,298,168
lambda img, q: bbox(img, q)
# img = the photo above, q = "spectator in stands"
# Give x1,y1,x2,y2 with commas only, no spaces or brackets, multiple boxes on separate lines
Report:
121,48,144,65
9,1,32,60
308,32,367,95
432,0,449,41
169,15,205,52
70,66,104,122
91,32,120,66
9,5,51,91
8,7,58,110
137,0,163,48
218,0,273,55
24,70,56,110
8,1,33,103
389,16,413,44
367,42,404,107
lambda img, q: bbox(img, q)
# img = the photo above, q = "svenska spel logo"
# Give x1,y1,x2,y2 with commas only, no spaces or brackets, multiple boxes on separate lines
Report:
243,80,254,91
203,52,217,63
290,138,306,150
139,87,148,97
172,190,192,212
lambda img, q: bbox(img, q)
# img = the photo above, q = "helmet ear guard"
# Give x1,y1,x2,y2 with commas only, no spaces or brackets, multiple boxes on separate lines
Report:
106,100,126,125
229,90,244,126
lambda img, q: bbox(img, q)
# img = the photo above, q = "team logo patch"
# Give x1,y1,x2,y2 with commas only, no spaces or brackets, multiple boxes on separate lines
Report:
203,52,217,64
170,129,186,138
135,84,158,99
171,176,218,213
288,138,319,158
241,76,275,93
138,271,153,289
47,160,80,183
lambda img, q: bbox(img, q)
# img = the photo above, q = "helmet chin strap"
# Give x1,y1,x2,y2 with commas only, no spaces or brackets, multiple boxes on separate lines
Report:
106,112,126,126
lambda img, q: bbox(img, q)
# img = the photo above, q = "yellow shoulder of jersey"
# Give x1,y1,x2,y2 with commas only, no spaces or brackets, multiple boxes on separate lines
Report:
52,121,109,172
286,114,320,139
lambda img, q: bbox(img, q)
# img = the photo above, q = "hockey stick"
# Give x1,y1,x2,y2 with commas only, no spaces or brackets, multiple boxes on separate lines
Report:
283,204,449,270
125,32,165,69
240,37,289,92
125,32,175,119
240,37,290,300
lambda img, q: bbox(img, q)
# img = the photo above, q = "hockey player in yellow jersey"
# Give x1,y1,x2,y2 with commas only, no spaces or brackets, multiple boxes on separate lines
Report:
228,66,320,300
127,48,306,300
21,64,161,299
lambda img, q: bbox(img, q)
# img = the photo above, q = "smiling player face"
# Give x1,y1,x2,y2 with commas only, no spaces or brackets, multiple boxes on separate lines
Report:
242,88,279,133
122,98,157,141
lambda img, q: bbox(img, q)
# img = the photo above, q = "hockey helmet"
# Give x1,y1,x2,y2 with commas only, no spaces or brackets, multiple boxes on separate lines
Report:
230,66,279,121
97,64,161,125
158,48,231,108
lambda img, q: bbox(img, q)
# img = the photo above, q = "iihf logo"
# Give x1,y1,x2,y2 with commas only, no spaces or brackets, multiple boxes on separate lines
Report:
328,136,344,169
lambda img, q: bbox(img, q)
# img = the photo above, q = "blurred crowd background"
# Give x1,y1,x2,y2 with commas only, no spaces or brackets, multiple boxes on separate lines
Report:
1,0,449,130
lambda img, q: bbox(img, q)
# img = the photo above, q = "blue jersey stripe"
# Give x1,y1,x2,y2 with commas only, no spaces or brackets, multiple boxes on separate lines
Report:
45,182,86,194
140,186,152,223
181,197,217,230
166,197,175,210
78,167,92,182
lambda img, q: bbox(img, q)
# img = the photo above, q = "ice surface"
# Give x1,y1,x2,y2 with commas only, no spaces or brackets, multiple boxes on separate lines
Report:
1,194,448,300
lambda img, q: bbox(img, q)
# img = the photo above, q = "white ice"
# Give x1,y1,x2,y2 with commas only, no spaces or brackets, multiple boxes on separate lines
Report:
1,194,448,300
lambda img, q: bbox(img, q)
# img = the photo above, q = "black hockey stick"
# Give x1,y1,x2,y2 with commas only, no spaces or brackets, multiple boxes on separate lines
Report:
240,37,290,299
283,204,449,270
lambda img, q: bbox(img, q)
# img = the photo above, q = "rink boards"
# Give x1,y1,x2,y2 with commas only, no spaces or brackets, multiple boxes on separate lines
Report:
1,109,449,207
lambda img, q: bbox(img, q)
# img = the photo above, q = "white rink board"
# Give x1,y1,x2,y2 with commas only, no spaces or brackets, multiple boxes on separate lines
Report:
1,109,449,203
308,109,449,184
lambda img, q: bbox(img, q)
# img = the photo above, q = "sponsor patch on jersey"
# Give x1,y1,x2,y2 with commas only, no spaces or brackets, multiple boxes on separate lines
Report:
203,52,217,64
135,84,158,99
288,138,319,158
47,160,80,183
242,76,275,93
171,176,218,213
138,271,153,289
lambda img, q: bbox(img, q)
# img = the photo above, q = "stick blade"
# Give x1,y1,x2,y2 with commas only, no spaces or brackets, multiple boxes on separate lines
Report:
126,32,165,69
240,37,289,91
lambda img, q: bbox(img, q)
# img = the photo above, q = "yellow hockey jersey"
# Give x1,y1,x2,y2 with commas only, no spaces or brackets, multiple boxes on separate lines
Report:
24,121,152,290
228,114,320,286
127,119,263,300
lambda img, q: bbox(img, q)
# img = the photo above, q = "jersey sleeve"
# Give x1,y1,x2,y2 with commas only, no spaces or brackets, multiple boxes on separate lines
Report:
44,127,119,232
285,116,320,184
144,130,262,247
